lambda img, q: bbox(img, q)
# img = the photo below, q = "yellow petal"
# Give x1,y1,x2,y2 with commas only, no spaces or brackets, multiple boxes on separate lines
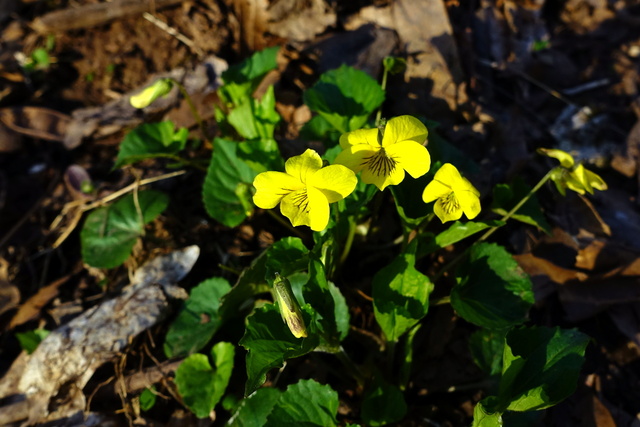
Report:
457,190,481,220
585,168,607,191
538,148,575,168
385,140,431,178
280,187,330,231
253,171,303,209
433,198,463,223
307,186,331,231
381,115,428,147
339,128,379,149
308,164,357,203
422,180,451,203
285,149,323,184
361,161,405,190
334,145,378,173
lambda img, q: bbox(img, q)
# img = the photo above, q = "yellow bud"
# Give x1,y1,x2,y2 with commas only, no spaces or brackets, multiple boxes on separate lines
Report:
130,79,173,109
273,273,307,339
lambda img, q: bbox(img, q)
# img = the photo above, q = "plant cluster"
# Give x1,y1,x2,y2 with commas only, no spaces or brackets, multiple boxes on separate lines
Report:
30,48,608,425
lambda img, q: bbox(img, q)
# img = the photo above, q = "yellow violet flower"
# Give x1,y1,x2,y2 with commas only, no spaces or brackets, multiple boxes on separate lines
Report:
538,148,607,196
422,163,481,223
334,115,430,190
253,149,357,231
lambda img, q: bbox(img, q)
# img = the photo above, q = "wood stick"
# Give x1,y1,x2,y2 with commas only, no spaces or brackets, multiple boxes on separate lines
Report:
32,0,183,33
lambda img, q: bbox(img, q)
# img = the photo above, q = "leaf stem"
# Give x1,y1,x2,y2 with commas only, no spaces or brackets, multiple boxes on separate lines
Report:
265,209,307,240
431,168,555,282
335,346,366,388
338,218,357,267
171,79,211,142
375,66,390,127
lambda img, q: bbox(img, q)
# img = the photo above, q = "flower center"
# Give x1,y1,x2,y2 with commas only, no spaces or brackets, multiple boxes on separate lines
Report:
441,192,460,214
290,189,310,213
363,148,397,177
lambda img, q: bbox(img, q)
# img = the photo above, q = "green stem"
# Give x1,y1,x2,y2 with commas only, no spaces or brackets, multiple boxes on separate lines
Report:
172,79,210,142
265,209,307,240
375,66,390,126
477,168,556,243
335,347,366,388
431,168,555,282
338,219,357,267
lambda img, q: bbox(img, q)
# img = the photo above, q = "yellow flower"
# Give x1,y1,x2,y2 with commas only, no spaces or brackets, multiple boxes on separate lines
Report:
334,115,430,190
129,78,173,109
253,149,357,231
538,148,607,196
422,163,481,223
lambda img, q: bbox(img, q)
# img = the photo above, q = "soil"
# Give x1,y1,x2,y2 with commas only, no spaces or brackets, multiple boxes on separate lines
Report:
1,0,640,425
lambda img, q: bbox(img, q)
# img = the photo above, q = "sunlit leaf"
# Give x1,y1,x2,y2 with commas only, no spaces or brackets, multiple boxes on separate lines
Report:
202,138,257,227
373,240,433,342
115,121,188,168
164,277,232,358
81,190,168,268
228,388,281,427
174,342,235,418
265,379,339,427
303,65,384,133
239,304,318,395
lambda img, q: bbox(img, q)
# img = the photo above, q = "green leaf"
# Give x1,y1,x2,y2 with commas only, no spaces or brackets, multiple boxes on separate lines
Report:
16,329,49,354
238,138,284,173
382,56,407,75
420,220,505,255
221,46,280,106
299,115,340,147
469,328,507,377
202,138,257,227
265,379,339,427
361,376,407,426
239,304,319,395
228,86,281,142
497,326,589,412
452,243,534,329
139,387,157,411
81,190,169,268
373,240,434,342
174,342,235,418
491,180,551,234
391,174,433,228
228,388,281,427
303,65,385,133
472,398,503,427
263,237,309,282
164,277,232,358
115,121,188,168
303,256,350,349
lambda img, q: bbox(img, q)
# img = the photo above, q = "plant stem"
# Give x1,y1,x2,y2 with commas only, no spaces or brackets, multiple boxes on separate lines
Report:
172,79,210,142
477,168,556,243
265,209,307,240
431,168,555,283
375,66,390,126
335,346,367,388
338,218,357,267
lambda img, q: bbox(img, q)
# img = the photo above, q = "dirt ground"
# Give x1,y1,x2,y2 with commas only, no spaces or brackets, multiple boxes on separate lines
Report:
2,0,640,425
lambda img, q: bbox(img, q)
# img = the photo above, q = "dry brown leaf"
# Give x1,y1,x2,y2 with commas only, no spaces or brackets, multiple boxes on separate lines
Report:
7,272,74,331
514,252,588,284
0,279,19,317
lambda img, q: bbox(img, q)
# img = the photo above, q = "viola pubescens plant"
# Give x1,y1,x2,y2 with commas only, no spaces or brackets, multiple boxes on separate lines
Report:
79,48,602,426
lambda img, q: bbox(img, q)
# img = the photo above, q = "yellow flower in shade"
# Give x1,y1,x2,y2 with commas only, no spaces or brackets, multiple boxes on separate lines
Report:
422,163,481,223
334,115,430,190
538,148,607,196
253,149,357,231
